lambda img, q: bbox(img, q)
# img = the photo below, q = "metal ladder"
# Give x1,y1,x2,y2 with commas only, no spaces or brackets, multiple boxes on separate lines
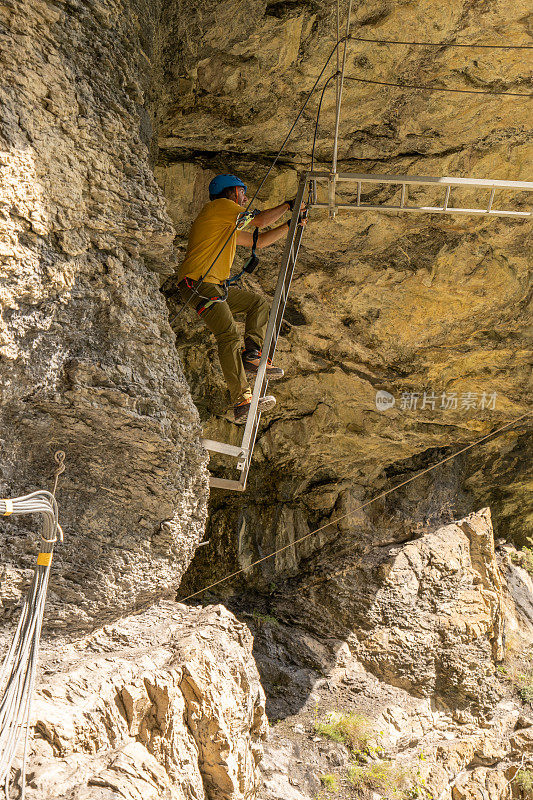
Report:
311,171,533,218
202,170,533,491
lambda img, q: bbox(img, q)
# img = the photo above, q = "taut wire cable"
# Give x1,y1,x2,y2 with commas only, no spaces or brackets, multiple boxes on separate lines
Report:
343,75,532,97
347,36,533,49
178,411,531,603
168,37,350,326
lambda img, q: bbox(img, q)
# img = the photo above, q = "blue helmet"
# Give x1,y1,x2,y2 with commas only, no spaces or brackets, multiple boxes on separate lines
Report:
209,174,247,200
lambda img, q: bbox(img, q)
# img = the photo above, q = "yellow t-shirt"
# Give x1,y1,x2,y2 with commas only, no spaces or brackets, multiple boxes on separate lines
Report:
178,198,254,284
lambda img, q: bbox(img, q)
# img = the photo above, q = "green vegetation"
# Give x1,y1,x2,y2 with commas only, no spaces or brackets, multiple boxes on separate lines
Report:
518,669,533,704
495,630,533,705
320,774,338,793
314,711,372,752
314,710,417,799
404,752,433,800
251,610,279,626
515,770,533,798
510,547,533,577
348,761,406,798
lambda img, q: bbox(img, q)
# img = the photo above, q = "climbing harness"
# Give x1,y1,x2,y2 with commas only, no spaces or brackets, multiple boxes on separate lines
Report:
175,0,533,490
0,452,65,800
179,219,263,317
180,277,229,317
202,169,533,491
181,227,260,316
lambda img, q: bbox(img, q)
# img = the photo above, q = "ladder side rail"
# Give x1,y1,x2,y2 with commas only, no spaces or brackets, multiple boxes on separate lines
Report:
311,202,531,218
239,176,308,458
334,173,533,191
237,374,269,491
238,234,295,453
266,223,305,365
308,170,533,192
239,223,306,492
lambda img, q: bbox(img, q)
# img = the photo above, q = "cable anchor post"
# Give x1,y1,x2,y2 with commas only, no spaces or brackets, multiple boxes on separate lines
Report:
330,0,352,220
328,171,339,218
51,450,66,497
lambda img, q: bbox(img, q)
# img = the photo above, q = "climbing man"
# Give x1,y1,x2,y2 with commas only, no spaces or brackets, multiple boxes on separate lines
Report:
175,174,306,424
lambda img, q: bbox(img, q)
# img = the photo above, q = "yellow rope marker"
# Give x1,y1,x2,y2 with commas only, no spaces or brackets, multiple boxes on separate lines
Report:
36,553,53,567
3,499,13,516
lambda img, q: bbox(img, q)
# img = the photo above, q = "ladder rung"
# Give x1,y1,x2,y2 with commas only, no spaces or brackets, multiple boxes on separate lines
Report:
202,439,246,459
209,476,245,491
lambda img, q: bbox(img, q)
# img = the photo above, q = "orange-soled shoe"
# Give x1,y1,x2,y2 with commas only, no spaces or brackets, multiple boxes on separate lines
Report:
242,348,284,380
233,395,276,424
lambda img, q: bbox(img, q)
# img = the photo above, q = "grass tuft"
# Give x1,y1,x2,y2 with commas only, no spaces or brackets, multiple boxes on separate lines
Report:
510,547,533,577
251,611,279,626
314,711,372,752
518,670,533,704
348,760,406,798
515,769,533,798
320,774,338,793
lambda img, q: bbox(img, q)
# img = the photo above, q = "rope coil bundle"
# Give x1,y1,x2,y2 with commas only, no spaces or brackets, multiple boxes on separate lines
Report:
0,453,64,799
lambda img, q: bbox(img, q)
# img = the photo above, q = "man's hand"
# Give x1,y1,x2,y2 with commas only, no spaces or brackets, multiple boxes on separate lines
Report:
286,198,308,216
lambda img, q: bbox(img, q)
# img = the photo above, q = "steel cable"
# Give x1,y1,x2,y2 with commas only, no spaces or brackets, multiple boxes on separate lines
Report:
347,35,533,49
343,74,532,97
0,484,63,799
168,37,351,326
178,411,531,603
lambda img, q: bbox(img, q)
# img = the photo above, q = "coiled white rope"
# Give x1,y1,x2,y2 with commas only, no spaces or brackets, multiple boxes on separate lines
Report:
0,453,64,799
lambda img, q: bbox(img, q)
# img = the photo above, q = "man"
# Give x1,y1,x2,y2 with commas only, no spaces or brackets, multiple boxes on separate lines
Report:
176,174,306,424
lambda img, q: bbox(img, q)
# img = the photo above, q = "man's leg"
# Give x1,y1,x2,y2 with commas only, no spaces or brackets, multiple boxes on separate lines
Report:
178,280,277,423
179,281,251,404
225,286,269,351
226,286,284,379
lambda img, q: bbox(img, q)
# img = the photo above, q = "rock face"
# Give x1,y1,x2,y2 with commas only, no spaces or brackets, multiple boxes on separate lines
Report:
1,2,532,800
243,509,533,800
23,601,267,800
267,508,505,717
0,0,208,631
158,0,532,587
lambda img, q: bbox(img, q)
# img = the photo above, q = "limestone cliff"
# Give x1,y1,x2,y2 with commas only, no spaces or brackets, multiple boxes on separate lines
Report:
0,0,208,631
0,1,532,800
159,0,532,568
27,602,267,800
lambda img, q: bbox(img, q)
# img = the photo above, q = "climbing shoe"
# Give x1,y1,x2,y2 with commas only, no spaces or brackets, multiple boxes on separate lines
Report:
233,395,276,424
242,347,284,380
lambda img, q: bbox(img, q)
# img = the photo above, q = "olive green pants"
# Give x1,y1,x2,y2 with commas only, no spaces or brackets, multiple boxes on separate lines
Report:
179,280,270,405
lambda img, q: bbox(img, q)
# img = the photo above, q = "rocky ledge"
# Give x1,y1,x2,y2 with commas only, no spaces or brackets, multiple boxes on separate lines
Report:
20,602,267,800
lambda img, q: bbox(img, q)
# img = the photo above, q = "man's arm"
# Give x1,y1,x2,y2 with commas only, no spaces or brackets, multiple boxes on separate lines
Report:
250,202,290,229
236,224,288,249
236,216,307,249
